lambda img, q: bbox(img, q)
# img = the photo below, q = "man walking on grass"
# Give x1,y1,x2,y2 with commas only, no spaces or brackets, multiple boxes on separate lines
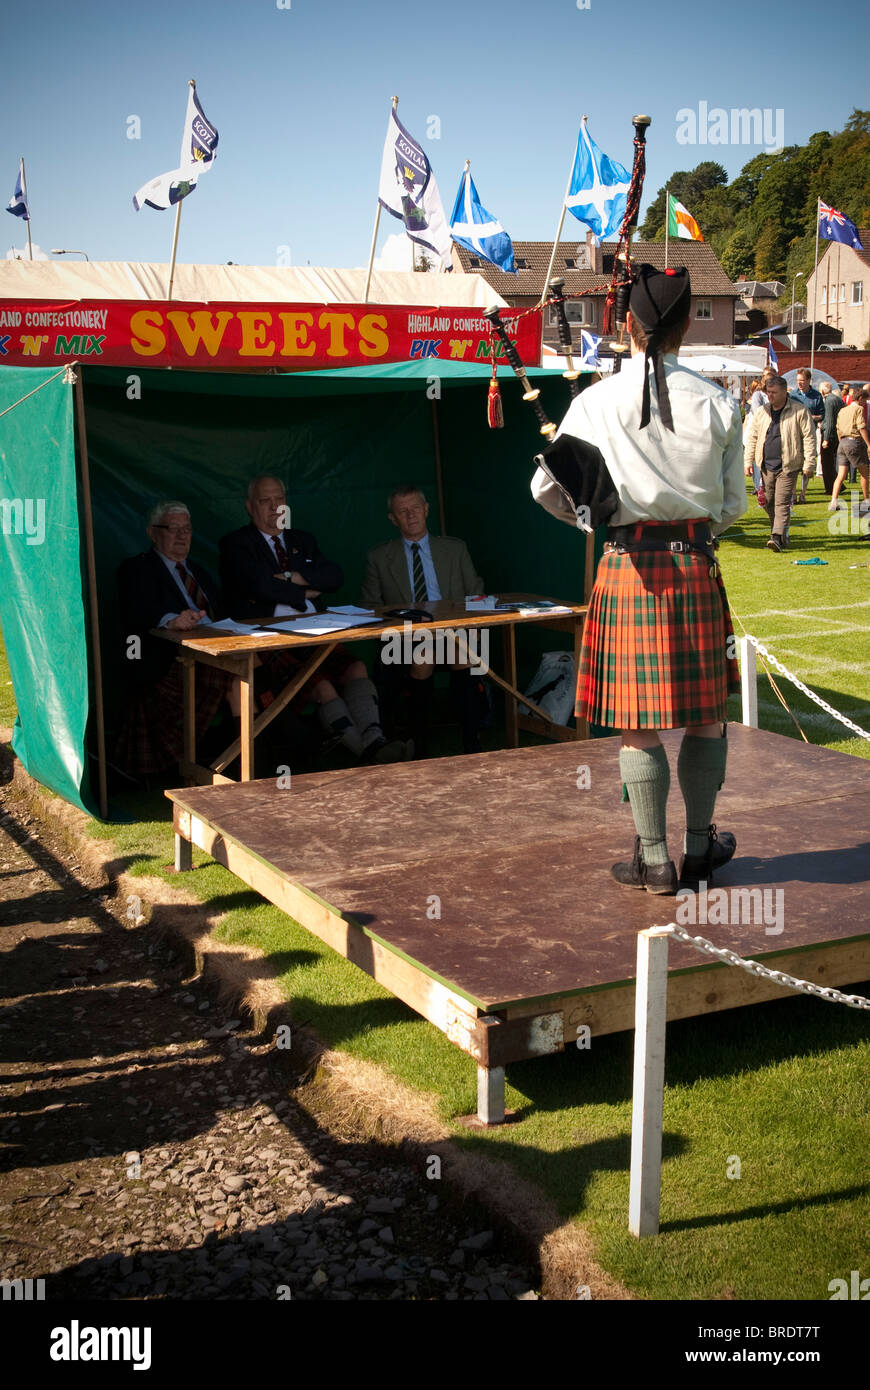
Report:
744,375,816,553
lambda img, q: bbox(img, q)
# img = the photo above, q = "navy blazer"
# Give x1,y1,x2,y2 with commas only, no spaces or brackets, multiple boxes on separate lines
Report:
219,524,343,622
117,548,224,689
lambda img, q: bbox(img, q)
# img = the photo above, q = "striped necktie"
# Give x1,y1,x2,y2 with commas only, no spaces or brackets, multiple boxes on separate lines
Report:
411,542,428,603
272,534,289,570
176,562,212,619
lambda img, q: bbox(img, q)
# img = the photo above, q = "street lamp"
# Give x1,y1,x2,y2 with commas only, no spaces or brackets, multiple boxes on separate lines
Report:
790,272,804,341
51,249,89,260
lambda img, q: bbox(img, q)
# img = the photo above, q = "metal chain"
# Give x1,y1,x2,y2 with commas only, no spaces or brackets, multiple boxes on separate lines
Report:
743,634,870,742
662,923,870,1011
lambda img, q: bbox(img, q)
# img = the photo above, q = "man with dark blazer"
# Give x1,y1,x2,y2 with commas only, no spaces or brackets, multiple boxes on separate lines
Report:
115,501,230,776
219,476,408,763
361,484,486,757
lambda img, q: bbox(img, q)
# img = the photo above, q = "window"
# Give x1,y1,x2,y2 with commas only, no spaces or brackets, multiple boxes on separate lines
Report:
515,258,528,269
840,283,846,302
821,286,826,304
564,258,576,269
469,257,481,268
852,281,864,306
695,299,712,319
548,300,595,326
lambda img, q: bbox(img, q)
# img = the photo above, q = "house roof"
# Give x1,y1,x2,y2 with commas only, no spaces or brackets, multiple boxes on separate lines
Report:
735,281,777,299
815,231,870,274
455,238,739,298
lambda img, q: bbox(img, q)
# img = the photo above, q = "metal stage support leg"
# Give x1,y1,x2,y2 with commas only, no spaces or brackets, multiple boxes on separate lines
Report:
174,833,193,873
476,1063,505,1125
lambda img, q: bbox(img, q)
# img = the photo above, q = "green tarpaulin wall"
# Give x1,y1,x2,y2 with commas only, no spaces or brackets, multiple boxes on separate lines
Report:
0,367,93,812
0,359,601,817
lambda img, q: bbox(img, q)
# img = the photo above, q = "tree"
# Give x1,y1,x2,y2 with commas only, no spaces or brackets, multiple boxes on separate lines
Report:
753,220,786,281
720,227,755,281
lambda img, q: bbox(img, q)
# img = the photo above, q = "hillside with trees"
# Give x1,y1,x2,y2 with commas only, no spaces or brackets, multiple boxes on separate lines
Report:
639,109,870,317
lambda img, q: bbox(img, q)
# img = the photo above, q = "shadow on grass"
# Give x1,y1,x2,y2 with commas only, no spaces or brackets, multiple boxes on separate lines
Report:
660,1183,870,1234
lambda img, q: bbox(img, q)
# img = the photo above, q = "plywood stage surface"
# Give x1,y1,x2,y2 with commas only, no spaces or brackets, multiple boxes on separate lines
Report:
167,727,870,1080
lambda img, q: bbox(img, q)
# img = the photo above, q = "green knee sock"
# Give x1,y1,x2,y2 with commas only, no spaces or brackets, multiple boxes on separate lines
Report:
619,745,671,866
678,733,728,856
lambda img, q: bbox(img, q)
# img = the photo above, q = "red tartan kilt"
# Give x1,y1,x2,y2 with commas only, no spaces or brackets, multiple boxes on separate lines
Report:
114,662,230,776
576,534,739,730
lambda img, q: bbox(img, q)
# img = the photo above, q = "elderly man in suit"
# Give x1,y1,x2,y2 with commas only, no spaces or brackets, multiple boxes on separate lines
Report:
115,501,232,778
220,475,408,764
361,484,486,756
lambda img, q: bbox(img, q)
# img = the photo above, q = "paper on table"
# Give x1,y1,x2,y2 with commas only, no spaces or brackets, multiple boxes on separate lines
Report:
465,595,497,611
327,605,376,616
203,617,264,635
261,613,382,636
518,605,573,617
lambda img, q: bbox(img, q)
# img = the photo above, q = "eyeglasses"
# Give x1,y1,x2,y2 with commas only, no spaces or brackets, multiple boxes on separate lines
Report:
155,524,192,536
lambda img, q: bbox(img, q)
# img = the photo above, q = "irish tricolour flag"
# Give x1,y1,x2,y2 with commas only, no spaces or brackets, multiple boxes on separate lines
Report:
667,193,703,241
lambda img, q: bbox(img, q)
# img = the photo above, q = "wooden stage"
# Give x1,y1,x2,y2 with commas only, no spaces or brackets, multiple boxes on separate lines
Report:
167,725,870,1123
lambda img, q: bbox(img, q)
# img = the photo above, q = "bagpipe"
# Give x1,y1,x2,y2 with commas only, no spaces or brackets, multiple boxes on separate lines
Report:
485,114,651,437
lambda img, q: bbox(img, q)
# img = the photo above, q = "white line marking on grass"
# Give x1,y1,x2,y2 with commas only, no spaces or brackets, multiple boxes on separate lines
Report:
738,599,870,621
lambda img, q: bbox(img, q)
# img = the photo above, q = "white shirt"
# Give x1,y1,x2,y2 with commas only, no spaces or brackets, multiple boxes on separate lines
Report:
258,527,316,616
534,352,746,538
402,531,442,602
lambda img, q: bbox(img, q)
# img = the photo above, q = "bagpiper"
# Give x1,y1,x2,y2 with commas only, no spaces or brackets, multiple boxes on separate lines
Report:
532,264,747,895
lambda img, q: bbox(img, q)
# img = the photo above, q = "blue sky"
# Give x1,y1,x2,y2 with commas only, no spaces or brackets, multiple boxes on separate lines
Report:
4,0,867,267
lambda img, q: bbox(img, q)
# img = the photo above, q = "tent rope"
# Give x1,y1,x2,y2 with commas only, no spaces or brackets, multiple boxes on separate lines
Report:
0,363,78,419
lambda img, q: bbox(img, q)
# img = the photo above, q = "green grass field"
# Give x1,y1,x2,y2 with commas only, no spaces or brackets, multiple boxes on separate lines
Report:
2,477,869,1299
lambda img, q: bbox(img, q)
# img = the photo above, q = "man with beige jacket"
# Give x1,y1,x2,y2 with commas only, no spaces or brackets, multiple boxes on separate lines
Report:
744,375,816,553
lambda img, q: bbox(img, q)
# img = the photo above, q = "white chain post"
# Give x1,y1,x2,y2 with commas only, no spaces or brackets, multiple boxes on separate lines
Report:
739,636,758,728
743,633,870,741
628,922,870,1237
629,926,673,1237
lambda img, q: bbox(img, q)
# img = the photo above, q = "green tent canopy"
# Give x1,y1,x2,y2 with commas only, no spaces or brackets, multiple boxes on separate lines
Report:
0,359,599,817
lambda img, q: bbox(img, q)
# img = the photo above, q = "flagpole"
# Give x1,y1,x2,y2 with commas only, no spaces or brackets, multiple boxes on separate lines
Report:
810,196,820,373
21,157,32,259
364,95,398,304
542,114,588,306
166,79,196,301
664,188,669,269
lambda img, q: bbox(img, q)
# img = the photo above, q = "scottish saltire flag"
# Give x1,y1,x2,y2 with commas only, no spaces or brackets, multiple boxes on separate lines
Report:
6,160,29,220
579,329,601,366
449,168,515,273
667,193,703,241
565,120,630,241
768,342,778,371
818,201,864,250
378,108,453,269
133,84,219,212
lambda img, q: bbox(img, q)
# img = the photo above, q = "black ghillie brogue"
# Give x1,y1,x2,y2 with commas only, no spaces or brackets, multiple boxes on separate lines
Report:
611,836,678,896
679,823,737,887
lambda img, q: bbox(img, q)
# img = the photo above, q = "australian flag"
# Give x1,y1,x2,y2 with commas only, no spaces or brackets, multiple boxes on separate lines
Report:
449,168,515,273
819,201,864,250
565,120,630,241
6,160,29,220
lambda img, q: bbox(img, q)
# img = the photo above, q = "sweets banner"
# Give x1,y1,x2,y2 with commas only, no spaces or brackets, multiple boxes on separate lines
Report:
0,300,541,371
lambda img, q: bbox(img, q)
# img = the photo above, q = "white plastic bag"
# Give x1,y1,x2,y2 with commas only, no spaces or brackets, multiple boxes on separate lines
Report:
519,651,577,725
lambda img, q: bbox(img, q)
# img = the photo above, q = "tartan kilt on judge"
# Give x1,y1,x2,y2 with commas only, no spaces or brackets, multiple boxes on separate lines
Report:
576,520,740,729
115,663,230,777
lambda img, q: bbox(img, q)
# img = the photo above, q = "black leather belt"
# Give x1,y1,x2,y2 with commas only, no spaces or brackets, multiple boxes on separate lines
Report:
606,522,716,561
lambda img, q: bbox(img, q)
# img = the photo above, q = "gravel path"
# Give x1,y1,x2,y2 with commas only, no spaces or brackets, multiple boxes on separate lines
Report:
0,794,541,1301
